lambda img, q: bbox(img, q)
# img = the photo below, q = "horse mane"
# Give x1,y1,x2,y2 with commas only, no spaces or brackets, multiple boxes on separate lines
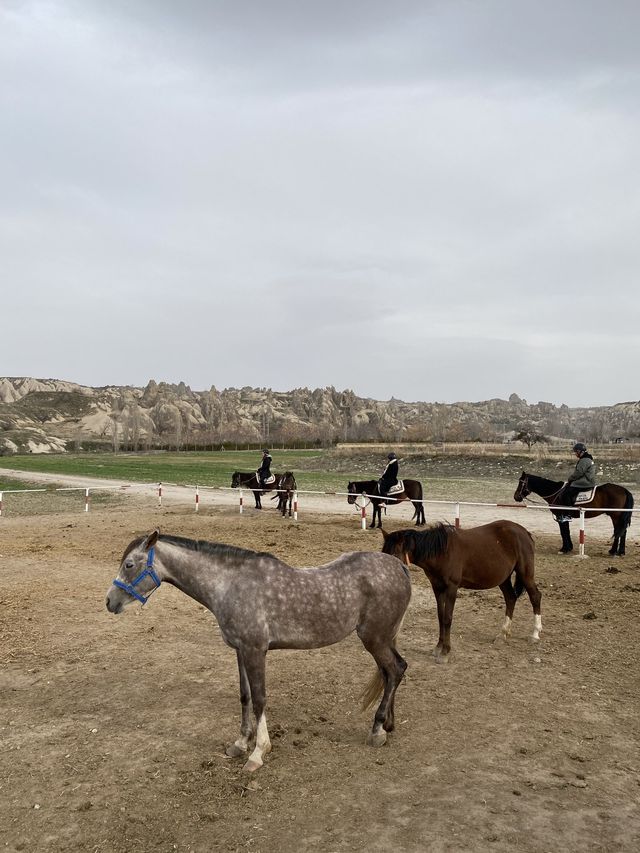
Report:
350,480,377,491
524,471,564,490
157,533,277,564
411,523,455,561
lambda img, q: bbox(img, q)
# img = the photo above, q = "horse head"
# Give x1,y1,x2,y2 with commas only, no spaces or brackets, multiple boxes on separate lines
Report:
513,471,530,502
346,482,358,505
231,472,241,488
380,529,413,566
107,530,161,614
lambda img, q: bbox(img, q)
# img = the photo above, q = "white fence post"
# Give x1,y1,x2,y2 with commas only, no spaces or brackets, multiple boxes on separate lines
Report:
293,491,298,521
85,488,90,513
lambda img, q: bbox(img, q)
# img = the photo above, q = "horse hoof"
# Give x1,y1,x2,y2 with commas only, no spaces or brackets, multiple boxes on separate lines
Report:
434,653,450,665
367,730,387,748
226,743,247,758
242,757,263,772
557,549,573,555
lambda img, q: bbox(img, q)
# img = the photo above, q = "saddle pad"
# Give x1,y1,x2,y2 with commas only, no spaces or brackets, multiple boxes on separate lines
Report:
259,474,276,485
387,480,404,495
575,486,596,504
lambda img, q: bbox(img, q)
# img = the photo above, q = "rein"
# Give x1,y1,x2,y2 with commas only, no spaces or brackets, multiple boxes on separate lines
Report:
113,547,161,605
519,475,564,505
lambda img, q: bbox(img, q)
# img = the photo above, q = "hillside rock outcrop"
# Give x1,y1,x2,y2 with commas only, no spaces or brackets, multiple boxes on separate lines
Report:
0,377,638,453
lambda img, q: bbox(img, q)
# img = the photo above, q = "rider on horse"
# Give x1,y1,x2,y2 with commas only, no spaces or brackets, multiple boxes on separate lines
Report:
257,449,272,486
556,442,596,514
378,452,399,497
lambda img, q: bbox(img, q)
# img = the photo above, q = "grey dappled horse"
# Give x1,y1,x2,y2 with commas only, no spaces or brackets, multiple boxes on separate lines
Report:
106,531,411,772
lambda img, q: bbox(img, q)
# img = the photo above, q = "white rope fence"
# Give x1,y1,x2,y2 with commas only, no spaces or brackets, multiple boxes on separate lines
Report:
1,481,636,558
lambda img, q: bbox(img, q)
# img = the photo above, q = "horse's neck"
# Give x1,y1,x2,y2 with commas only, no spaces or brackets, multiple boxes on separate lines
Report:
530,474,563,499
156,542,231,610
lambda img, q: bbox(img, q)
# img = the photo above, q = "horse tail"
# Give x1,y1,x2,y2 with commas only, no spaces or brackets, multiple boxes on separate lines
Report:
360,616,406,711
616,489,634,532
410,480,424,521
513,528,534,598
513,571,525,599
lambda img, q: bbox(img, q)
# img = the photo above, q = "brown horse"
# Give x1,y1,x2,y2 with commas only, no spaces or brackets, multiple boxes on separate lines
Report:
347,479,426,528
231,471,297,516
381,521,541,663
513,471,634,556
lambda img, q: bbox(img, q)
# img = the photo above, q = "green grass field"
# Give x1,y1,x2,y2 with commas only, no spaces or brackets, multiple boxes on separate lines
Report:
0,450,338,491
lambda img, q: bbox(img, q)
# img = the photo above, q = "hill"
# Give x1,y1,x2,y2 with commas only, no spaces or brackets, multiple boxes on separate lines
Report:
1,377,638,454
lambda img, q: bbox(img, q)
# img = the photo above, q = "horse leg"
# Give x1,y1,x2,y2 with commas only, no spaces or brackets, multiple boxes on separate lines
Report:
558,520,573,553
239,649,270,772
498,578,518,639
521,574,542,642
359,636,407,746
618,526,628,557
226,650,255,758
369,501,379,529
609,513,624,556
253,490,262,509
432,581,457,663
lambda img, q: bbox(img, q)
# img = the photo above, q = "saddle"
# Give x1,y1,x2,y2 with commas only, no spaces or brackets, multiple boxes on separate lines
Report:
257,473,276,486
385,480,404,496
574,486,597,504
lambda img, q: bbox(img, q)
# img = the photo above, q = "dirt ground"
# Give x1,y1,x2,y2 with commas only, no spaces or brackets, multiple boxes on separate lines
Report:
1,495,640,853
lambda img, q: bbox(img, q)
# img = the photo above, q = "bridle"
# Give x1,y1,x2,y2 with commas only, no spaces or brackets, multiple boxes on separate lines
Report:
517,474,564,503
113,547,161,605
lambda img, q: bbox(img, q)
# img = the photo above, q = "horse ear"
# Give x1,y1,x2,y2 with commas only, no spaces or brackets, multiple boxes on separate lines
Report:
380,528,389,541
144,530,159,550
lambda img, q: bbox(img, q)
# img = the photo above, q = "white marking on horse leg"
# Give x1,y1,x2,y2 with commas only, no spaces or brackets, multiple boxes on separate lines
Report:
532,614,542,641
243,713,271,772
501,615,512,638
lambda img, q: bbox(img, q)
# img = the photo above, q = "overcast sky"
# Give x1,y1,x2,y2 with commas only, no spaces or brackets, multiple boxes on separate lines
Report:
2,1,639,407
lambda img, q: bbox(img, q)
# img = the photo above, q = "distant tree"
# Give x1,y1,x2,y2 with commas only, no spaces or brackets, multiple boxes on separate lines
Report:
514,428,549,450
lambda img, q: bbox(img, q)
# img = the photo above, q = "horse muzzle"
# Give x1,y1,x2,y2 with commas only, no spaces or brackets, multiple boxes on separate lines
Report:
106,588,125,614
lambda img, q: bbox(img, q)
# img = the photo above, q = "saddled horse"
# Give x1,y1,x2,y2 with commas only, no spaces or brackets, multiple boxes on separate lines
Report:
106,531,411,771
347,479,426,528
231,471,297,516
382,521,541,663
514,471,634,556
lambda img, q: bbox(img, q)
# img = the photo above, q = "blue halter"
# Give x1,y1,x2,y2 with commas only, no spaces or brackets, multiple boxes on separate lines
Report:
113,547,161,605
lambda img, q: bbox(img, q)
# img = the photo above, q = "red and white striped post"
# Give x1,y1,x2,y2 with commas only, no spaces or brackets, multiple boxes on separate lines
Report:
158,482,162,507
361,499,367,531
239,489,244,514
579,508,586,557
0,492,3,518
455,502,461,528
293,491,298,521
195,485,200,512
85,488,90,513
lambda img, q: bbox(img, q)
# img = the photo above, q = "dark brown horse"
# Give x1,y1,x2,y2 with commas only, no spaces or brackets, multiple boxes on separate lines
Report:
514,471,634,556
347,479,426,528
231,471,297,516
381,521,541,662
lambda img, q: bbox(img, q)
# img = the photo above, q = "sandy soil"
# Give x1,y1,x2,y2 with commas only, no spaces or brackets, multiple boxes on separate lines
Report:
1,495,639,852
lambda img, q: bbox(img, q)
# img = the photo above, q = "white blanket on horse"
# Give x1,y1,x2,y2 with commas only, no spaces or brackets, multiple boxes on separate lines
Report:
258,473,276,486
386,480,404,495
574,486,596,504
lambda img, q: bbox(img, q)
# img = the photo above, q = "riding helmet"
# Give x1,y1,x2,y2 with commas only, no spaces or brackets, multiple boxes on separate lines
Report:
263,449,270,454
572,442,587,453
387,452,397,460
